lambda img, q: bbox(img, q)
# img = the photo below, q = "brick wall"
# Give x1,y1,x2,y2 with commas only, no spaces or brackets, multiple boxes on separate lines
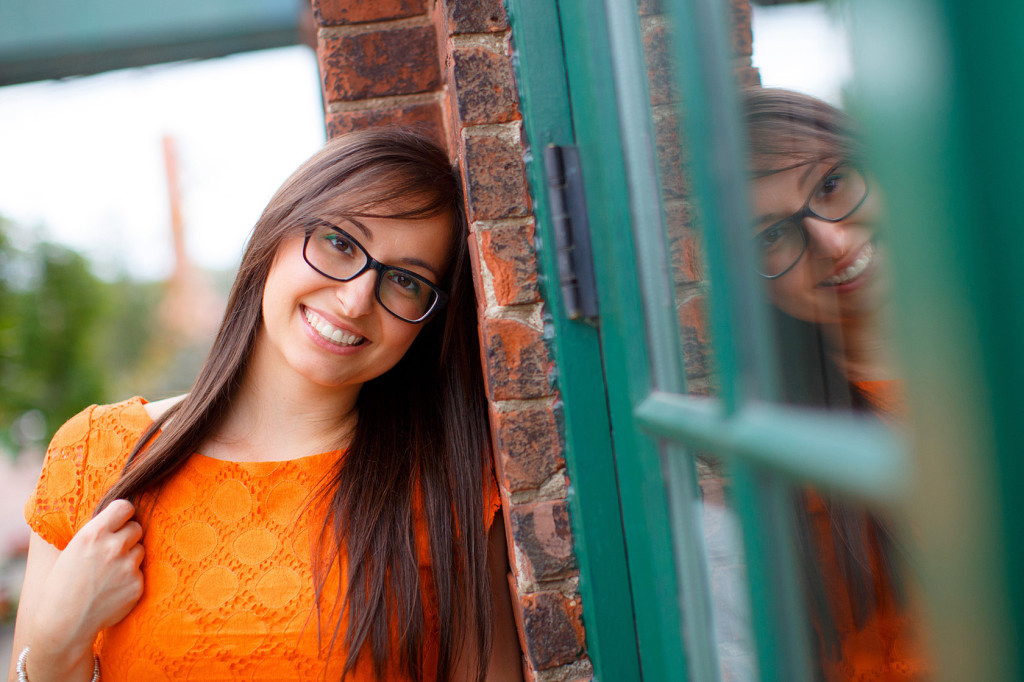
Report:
312,1,585,679
310,1,756,679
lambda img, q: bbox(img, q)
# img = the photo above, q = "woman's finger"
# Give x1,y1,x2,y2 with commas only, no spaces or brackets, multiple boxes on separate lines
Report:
115,520,144,547
128,543,145,567
95,499,135,531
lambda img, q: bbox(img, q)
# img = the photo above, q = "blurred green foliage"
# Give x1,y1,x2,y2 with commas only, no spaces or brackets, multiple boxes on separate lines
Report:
0,216,162,453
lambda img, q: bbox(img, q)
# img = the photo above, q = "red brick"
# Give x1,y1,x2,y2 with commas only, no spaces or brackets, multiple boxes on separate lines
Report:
481,317,554,400
443,0,509,34
664,201,702,284
729,0,754,59
479,220,540,306
314,0,426,26
652,104,687,200
519,591,586,670
490,402,563,492
460,129,530,221
677,293,712,379
449,43,520,126
508,500,577,582
642,18,679,108
319,25,440,101
325,101,444,144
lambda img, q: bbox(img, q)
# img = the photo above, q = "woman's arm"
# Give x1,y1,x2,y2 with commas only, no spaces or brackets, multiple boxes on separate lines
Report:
454,514,524,681
484,515,524,681
7,500,144,682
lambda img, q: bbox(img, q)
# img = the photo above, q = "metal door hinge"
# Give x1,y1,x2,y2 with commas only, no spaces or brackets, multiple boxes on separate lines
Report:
543,144,599,321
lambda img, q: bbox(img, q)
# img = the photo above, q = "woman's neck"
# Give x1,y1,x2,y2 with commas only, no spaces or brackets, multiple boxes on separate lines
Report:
202,341,360,463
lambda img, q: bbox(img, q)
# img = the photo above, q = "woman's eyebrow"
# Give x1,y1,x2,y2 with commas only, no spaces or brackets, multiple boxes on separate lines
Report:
398,257,441,279
343,217,442,279
753,213,785,228
800,161,830,188
343,217,373,240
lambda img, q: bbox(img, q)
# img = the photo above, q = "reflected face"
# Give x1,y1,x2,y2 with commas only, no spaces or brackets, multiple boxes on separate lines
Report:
256,205,453,394
751,159,885,325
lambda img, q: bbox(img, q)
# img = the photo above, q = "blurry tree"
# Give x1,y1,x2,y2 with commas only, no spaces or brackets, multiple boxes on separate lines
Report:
0,216,161,453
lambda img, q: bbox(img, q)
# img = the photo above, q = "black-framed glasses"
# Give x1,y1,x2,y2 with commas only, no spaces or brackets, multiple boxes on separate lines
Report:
753,162,869,279
302,218,448,324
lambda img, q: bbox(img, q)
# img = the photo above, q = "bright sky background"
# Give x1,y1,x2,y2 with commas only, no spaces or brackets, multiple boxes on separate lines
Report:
752,2,852,105
0,3,848,282
0,46,325,280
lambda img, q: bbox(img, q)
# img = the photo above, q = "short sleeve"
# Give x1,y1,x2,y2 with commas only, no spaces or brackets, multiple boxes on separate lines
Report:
24,405,99,549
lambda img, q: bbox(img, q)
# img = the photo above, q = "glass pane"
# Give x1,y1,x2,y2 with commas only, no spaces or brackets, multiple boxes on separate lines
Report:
634,2,757,679
696,457,758,681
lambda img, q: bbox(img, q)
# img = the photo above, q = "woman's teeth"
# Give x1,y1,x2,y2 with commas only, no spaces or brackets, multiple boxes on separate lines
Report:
823,243,874,286
303,308,365,346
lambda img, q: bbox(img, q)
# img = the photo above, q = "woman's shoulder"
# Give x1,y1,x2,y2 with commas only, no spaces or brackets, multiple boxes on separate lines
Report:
27,396,156,548
49,396,154,448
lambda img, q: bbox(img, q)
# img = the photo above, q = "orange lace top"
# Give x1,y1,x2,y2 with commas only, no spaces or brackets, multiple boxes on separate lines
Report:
25,398,501,681
805,380,927,681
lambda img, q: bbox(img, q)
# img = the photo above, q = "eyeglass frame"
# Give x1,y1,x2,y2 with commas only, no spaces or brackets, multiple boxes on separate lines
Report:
754,161,870,280
300,218,449,324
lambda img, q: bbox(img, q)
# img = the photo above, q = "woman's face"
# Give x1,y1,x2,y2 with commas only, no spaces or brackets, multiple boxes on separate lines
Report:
751,158,885,326
256,202,453,396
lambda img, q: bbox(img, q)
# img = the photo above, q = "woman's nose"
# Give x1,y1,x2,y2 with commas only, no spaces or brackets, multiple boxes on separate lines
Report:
803,218,850,260
335,270,377,317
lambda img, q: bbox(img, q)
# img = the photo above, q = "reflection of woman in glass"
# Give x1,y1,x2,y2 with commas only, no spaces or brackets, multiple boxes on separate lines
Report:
743,87,925,680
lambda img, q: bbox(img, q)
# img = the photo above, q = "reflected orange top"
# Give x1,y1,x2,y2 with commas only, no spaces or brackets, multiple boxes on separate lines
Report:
806,380,926,681
25,398,501,681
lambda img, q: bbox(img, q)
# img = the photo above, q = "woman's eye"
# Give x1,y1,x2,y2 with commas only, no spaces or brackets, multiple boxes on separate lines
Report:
757,225,788,250
325,233,356,256
818,170,846,197
386,271,423,296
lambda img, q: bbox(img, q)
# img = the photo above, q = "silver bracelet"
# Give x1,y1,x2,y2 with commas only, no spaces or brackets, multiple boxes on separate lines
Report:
17,646,100,682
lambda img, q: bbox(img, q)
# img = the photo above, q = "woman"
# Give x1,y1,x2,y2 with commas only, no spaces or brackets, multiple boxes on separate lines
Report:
744,87,925,680
8,129,523,681
745,87,896,409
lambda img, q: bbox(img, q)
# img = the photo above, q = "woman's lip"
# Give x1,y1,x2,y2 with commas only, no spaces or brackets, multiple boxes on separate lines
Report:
301,305,365,339
300,305,370,350
818,241,876,288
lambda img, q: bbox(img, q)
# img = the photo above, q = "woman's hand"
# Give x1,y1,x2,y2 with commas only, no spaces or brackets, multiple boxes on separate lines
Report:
18,500,144,680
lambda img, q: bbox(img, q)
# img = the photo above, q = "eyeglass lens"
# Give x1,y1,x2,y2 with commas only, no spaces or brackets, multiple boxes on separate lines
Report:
304,223,439,322
754,163,867,278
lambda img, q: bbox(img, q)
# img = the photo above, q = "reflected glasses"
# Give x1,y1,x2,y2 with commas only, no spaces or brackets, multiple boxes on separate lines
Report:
753,162,869,279
302,218,448,324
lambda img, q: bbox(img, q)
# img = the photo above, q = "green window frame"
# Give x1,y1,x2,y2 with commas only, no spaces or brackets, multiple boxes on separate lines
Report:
508,0,1024,680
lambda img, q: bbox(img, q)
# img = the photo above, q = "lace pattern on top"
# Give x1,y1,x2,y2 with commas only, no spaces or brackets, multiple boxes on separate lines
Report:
25,398,502,681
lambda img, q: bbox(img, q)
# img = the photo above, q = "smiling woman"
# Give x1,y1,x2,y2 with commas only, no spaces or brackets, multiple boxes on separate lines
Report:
7,128,523,682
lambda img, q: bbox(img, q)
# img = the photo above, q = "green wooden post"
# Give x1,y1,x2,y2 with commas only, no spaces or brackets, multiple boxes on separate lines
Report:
851,1,1024,679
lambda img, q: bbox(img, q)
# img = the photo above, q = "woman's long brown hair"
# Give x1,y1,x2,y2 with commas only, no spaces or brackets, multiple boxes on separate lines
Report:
94,129,493,681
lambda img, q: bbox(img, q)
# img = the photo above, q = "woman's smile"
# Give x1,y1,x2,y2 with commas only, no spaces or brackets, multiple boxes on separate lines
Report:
302,305,366,347
819,241,876,288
